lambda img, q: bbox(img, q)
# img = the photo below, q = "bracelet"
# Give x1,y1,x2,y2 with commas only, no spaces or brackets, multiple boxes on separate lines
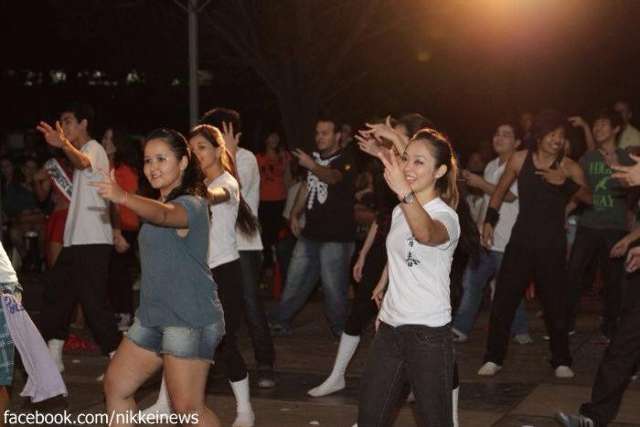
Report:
484,207,500,227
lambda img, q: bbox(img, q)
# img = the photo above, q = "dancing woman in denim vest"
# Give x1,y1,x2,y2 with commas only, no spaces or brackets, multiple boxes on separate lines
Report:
94,129,225,427
358,129,460,427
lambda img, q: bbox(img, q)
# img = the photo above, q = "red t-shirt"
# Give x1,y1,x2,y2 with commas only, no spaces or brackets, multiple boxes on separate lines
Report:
114,164,140,231
256,152,290,201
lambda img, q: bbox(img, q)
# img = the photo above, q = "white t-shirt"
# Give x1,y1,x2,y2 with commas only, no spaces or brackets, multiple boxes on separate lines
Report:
63,140,113,247
208,172,240,269
0,243,18,284
479,157,519,253
619,124,640,149
379,198,460,328
235,148,263,251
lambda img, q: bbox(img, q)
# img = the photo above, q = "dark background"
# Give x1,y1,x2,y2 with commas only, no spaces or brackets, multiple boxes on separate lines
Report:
2,0,640,157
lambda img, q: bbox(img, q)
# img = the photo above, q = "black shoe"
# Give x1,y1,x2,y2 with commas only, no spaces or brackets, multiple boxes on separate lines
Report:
257,365,276,388
555,412,595,427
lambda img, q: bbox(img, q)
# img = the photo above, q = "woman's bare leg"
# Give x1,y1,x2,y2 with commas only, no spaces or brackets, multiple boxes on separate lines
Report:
164,355,220,427
103,338,163,427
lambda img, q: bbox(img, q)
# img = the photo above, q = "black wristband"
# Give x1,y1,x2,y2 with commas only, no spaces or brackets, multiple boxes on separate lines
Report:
484,207,500,227
560,179,580,197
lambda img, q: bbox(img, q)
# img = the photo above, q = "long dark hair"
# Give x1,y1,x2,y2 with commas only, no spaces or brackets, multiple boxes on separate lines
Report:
143,128,208,202
188,125,259,236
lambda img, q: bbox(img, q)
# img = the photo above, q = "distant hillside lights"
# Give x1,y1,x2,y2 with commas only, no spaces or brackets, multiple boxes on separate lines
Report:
6,69,162,87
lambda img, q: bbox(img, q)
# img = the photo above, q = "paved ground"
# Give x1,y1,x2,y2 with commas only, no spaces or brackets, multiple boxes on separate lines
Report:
7,274,640,426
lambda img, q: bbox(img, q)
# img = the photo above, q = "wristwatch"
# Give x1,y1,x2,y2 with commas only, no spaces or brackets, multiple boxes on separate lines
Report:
400,191,415,204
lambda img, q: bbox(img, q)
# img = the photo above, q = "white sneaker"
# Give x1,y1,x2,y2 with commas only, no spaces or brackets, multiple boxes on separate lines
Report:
555,365,575,379
477,362,502,376
47,339,65,373
232,410,255,427
513,334,534,345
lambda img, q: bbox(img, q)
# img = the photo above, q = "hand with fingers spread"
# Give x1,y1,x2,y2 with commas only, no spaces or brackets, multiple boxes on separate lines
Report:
36,121,68,148
535,165,568,185
625,246,640,273
611,153,640,186
355,131,382,158
90,169,127,204
364,116,408,152
291,148,316,171
221,121,241,154
377,148,411,199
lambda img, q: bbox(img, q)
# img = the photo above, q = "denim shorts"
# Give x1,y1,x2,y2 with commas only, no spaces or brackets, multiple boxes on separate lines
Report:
126,318,224,362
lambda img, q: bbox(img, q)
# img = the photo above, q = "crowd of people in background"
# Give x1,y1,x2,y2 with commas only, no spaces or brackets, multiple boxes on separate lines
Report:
0,99,639,427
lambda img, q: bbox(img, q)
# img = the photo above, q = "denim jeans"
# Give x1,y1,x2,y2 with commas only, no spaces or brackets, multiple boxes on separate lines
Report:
358,322,453,427
276,236,354,336
238,250,275,367
453,250,529,337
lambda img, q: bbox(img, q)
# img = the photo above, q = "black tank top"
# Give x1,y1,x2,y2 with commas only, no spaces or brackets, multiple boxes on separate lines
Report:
509,150,571,249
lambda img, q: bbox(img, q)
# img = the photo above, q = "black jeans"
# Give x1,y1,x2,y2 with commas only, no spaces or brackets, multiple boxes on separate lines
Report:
238,250,275,367
40,244,122,355
108,230,138,316
344,242,386,336
258,200,285,269
212,260,248,382
358,322,454,427
567,227,626,336
485,241,572,368
580,272,640,426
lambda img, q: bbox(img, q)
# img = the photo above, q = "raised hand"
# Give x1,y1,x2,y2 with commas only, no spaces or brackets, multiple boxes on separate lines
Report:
221,121,241,153
90,169,127,204
461,169,483,188
36,121,66,148
377,148,411,198
291,148,316,170
568,116,588,129
355,132,382,158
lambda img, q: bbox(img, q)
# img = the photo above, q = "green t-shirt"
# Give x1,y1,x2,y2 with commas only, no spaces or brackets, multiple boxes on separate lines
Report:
578,148,631,230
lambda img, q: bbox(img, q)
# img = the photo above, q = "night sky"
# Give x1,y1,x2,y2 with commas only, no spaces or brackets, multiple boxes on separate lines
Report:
3,0,640,156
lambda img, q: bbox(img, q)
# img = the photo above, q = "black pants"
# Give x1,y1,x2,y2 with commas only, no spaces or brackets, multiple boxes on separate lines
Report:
258,200,285,268
344,242,386,336
485,241,572,368
580,272,640,426
40,244,121,355
238,250,275,367
212,260,248,382
358,322,454,427
108,230,138,316
567,227,626,336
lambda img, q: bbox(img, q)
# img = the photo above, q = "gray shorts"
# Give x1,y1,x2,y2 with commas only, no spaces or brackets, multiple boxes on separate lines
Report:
126,318,224,362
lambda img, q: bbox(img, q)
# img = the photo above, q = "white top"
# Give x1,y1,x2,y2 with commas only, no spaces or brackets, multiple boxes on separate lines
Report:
379,198,460,328
208,171,240,269
619,124,640,149
0,242,18,284
235,148,263,251
63,140,113,247
479,157,519,252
